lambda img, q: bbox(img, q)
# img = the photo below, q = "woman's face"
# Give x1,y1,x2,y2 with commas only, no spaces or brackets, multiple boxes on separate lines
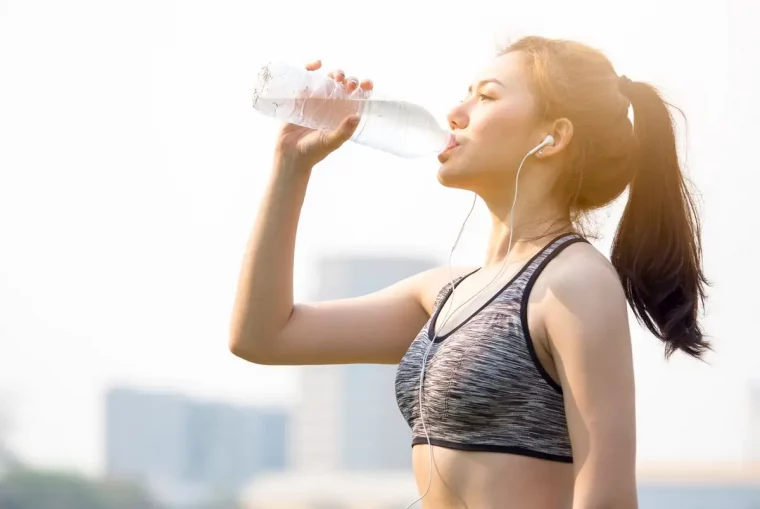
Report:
438,51,548,191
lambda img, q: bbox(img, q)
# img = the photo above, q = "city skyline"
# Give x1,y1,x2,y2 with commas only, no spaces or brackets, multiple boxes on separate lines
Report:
104,386,288,506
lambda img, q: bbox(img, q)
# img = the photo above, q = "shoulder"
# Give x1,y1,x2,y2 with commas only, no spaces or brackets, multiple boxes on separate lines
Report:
538,240,630,345
541,240,625,305
416,264,480,316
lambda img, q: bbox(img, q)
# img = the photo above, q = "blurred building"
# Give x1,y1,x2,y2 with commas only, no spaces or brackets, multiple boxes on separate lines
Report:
291,255,437,473
105,386,288,507
749,379,760,463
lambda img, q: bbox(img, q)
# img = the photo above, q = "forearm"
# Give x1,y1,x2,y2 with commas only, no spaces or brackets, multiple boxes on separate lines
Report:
228,156,312,357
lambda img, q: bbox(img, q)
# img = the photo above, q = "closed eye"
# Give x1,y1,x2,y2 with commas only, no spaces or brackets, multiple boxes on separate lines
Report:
460,93,494,104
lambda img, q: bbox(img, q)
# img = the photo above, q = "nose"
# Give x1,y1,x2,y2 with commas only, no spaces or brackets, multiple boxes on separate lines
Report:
447,102,469,131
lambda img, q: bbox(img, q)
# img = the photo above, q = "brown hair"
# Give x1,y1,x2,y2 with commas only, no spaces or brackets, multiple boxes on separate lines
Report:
504,36,708,359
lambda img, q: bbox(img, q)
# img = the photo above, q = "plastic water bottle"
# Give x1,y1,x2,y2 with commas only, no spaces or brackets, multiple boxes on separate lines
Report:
252,61,452,158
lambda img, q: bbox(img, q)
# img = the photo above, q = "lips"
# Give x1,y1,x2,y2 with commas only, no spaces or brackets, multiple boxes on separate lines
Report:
438,145,459,163
439,134,460,157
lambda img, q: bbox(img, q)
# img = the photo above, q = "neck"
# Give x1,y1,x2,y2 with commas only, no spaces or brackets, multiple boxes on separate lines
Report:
481,191,573,267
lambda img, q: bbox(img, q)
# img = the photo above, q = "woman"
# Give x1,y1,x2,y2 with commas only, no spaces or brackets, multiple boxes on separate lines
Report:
229,36,708,509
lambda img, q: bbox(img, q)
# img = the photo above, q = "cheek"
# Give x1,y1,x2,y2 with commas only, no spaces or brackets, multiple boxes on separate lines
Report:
472,102,534,153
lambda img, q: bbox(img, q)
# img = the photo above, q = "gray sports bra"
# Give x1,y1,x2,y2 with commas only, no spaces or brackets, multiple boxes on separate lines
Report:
395,232,588,463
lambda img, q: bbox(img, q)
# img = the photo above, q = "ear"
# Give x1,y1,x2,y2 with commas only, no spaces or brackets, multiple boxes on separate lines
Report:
537,118,574,158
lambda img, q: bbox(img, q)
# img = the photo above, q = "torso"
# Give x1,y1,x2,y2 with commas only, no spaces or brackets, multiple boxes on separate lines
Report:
411,445,574,509
396,233,590,508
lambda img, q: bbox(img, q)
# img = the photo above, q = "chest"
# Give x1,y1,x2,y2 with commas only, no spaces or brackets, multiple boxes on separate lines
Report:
431,266,528,339
396,300,546,422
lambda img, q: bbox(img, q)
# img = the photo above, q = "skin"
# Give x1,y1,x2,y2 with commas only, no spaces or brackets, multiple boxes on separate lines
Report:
230,53,637,508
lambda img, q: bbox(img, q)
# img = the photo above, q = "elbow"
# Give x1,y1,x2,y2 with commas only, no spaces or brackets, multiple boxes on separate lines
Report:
229,308,293,365
228,335,248,360
228,330,276,365
228,333,251,361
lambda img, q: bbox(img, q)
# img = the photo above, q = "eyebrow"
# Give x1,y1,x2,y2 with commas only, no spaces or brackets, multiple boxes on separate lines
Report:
467,78,505,94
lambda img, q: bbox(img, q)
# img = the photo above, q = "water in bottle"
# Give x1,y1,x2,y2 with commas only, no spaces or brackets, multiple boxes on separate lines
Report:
252,61,453,158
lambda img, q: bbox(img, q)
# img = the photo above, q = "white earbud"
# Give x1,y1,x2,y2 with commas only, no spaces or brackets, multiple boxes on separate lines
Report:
528,134,555,156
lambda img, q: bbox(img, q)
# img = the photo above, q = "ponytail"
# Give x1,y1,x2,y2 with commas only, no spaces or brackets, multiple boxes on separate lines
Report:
502,37,709,359
611,78,709,359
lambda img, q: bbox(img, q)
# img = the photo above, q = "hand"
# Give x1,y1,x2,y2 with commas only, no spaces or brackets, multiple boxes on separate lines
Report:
274,60,374,168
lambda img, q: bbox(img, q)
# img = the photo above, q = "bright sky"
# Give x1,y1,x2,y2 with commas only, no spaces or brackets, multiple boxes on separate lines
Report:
0,0,757,476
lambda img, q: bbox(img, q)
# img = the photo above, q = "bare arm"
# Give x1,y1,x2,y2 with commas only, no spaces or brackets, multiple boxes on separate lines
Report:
257,268,436,365
229,156,452,365
228,157,312,362
230,61,468,366
542,246,638,509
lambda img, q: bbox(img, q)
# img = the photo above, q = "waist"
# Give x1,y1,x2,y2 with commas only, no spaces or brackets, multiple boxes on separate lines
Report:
411,443,574,509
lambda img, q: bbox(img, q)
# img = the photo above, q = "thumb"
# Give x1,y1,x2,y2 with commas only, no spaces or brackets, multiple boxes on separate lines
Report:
321,116,361,152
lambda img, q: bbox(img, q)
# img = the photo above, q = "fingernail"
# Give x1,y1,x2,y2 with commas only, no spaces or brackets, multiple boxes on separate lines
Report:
349,116,360,126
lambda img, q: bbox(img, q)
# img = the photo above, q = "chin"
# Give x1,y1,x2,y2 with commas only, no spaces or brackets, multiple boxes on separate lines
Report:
436,163,475,190
437,146,481,186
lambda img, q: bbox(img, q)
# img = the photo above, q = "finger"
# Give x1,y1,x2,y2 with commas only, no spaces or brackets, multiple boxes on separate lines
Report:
332,69,346,83
305,60,322,71
345,76,359,93
321,115,360,151
359,79,374,92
